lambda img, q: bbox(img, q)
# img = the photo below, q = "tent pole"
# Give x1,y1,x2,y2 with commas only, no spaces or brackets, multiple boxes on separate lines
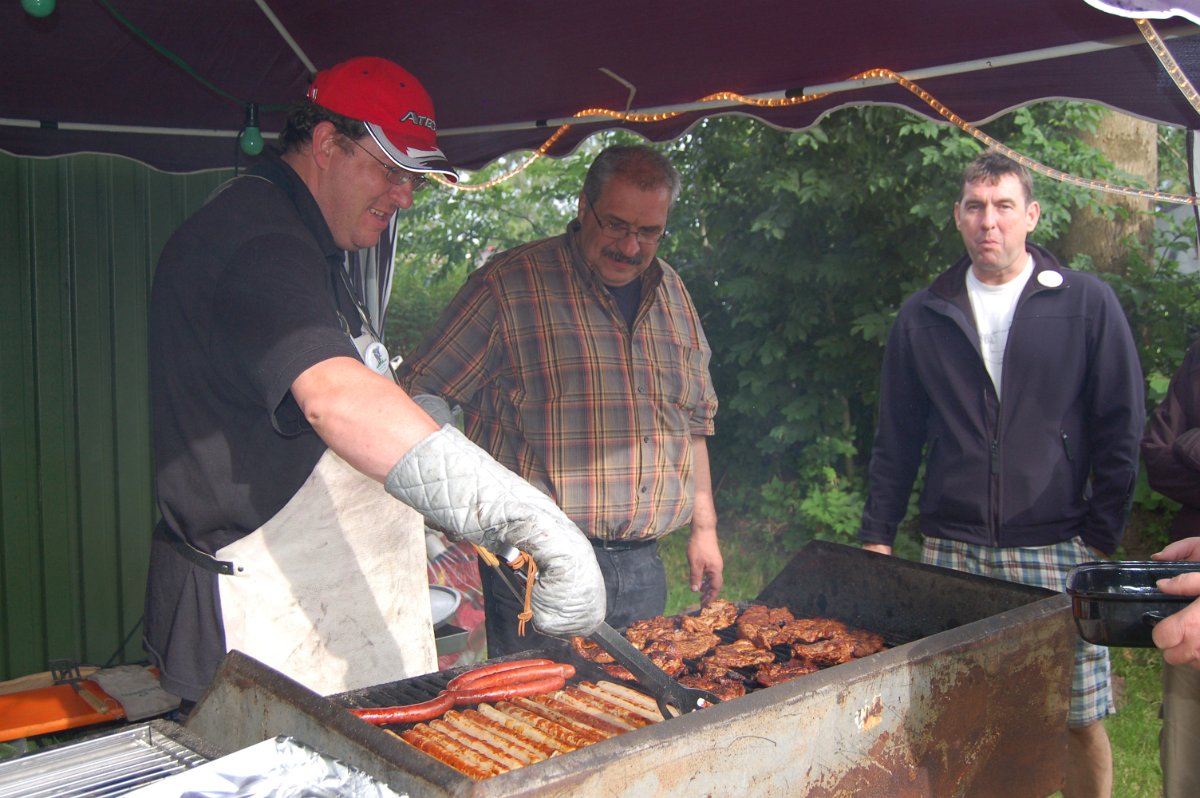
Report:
252,0,317,76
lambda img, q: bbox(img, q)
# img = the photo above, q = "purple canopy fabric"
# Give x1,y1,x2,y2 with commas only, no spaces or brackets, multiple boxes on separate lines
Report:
3,0,1200,173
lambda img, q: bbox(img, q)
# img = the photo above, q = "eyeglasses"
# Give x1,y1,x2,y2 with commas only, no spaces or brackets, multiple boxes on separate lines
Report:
586,200,667,245
345,137,430,192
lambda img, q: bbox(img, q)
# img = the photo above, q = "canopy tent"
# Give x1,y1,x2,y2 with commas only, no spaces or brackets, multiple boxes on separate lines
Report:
6,0,1200,687
4,0,1200,177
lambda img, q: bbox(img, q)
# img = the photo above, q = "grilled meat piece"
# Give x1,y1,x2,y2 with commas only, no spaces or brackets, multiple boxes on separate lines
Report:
624,615,679,648
754,659,820,688
641,640,688,678
791,637,857,667
651,628,720,660
581,604,887,706
680,598,740,634
737,604,795,627
781,617,849,644
696,660,747,682
735,604,797,648
843,628,887,657
601,662,635,681
570,635,615,664
679,673,747,702
704,639,777,669
739,624,784,649
600,645,686,680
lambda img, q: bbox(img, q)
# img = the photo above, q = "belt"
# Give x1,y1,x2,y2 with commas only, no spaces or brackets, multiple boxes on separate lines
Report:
168,535,235,575
589,537,656,551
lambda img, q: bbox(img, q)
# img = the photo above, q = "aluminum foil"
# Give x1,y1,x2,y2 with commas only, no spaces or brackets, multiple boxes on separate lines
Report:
124,736,405,798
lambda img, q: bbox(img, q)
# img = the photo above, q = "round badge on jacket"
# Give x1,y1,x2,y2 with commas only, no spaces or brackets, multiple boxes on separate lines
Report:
1037,270,1064,288
364,340,392,375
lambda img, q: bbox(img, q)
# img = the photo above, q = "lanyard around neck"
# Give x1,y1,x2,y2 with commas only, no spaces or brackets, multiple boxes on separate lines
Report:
335,265,398,383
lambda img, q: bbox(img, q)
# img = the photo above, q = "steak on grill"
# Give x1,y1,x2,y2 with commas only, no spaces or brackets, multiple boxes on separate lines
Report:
571,601,889,694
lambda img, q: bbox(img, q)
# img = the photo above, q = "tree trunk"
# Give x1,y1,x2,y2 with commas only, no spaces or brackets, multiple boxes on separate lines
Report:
1058,110,1158,275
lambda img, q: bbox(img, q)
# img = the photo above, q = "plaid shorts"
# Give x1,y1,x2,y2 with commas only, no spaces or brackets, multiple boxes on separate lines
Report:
922,536,1114,727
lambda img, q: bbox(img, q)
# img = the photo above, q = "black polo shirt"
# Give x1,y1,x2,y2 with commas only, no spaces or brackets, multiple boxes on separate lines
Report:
144,152,363,700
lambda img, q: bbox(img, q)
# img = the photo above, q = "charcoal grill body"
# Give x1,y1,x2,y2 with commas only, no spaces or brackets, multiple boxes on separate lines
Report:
186,541,1073,797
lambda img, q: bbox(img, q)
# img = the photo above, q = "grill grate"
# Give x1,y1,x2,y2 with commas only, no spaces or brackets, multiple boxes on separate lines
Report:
185,543,1073,797
0,723,209,797
339,671,450,710
332,606,903,736
711,608,909,658
571,604,907,693
332,652,612,733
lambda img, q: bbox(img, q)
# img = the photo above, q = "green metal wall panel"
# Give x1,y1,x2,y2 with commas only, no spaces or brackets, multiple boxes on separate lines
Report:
0,151,41,683
0,152,231,681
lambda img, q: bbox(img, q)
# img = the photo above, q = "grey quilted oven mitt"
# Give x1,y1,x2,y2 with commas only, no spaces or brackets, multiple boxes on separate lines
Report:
410,393,454,428
386,424,606,637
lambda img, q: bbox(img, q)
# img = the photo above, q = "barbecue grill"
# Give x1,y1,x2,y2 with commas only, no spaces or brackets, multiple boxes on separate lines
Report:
185,541,1074,797
0,720,220,797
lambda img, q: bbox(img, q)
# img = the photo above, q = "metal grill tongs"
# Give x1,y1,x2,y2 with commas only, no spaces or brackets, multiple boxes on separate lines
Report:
483,544,721,718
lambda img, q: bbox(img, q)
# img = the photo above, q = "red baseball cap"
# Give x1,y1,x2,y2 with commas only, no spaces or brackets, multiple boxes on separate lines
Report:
308,56,457,181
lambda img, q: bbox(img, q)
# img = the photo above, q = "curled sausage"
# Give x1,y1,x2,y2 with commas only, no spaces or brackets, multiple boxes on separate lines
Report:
448,673,568,705
351,692,455,725
352,661,575,726
454,663,575,691
445,658,555,692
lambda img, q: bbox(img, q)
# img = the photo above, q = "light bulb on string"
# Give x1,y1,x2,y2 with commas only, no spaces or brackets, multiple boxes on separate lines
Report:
22,0,56,18
239,102,264,157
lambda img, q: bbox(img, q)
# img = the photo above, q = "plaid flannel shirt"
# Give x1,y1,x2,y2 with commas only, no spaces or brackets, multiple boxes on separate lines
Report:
398,227,716,541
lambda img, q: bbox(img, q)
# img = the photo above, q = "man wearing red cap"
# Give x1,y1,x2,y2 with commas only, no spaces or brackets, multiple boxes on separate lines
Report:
143,57,604,708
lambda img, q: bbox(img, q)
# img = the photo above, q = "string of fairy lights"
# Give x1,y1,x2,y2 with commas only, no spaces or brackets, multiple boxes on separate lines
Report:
1137,18,1200,115
31,0,1199,200
440,18,1200,205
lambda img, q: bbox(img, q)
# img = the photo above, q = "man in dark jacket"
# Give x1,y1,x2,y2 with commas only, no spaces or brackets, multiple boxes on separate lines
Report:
859,151,1144,798
1141,340,1200,797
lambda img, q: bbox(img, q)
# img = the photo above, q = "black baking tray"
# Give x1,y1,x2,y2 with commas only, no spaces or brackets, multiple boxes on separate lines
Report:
1066,561,1196,647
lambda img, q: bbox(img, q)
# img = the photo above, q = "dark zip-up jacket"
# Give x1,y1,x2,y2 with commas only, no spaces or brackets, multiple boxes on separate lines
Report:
1142,339,1200,543
860,244,1144,556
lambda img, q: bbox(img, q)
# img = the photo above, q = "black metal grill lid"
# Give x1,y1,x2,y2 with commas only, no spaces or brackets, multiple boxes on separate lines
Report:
757,540,1056,641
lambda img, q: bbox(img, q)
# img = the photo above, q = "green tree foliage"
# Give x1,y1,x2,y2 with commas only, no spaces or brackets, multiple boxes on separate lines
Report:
388,104,1200,554
659,103,1156,549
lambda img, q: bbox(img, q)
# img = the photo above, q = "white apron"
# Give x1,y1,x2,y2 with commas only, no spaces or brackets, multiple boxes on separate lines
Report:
214,449,437,695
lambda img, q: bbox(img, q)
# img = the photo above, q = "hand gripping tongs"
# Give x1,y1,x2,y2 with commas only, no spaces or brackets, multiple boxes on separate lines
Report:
477,543,721,718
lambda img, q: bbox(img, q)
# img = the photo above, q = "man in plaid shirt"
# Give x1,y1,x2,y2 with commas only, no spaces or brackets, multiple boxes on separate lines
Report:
399,145,723,656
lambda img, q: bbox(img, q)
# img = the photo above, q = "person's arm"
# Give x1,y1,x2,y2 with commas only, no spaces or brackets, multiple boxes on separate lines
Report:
1149,537,1200,668
1152,579,1200,669
1143,344,1200,508
1080,284,1145,555
686,436,723,604
293,356,605,639
293,356,438,478
860,306,928,551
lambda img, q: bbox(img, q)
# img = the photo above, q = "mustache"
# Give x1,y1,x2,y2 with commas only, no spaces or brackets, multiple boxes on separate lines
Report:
600,247,644,265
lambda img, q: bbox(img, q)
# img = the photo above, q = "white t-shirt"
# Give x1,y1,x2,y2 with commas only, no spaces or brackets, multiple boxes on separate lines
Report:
966,254,1034,398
